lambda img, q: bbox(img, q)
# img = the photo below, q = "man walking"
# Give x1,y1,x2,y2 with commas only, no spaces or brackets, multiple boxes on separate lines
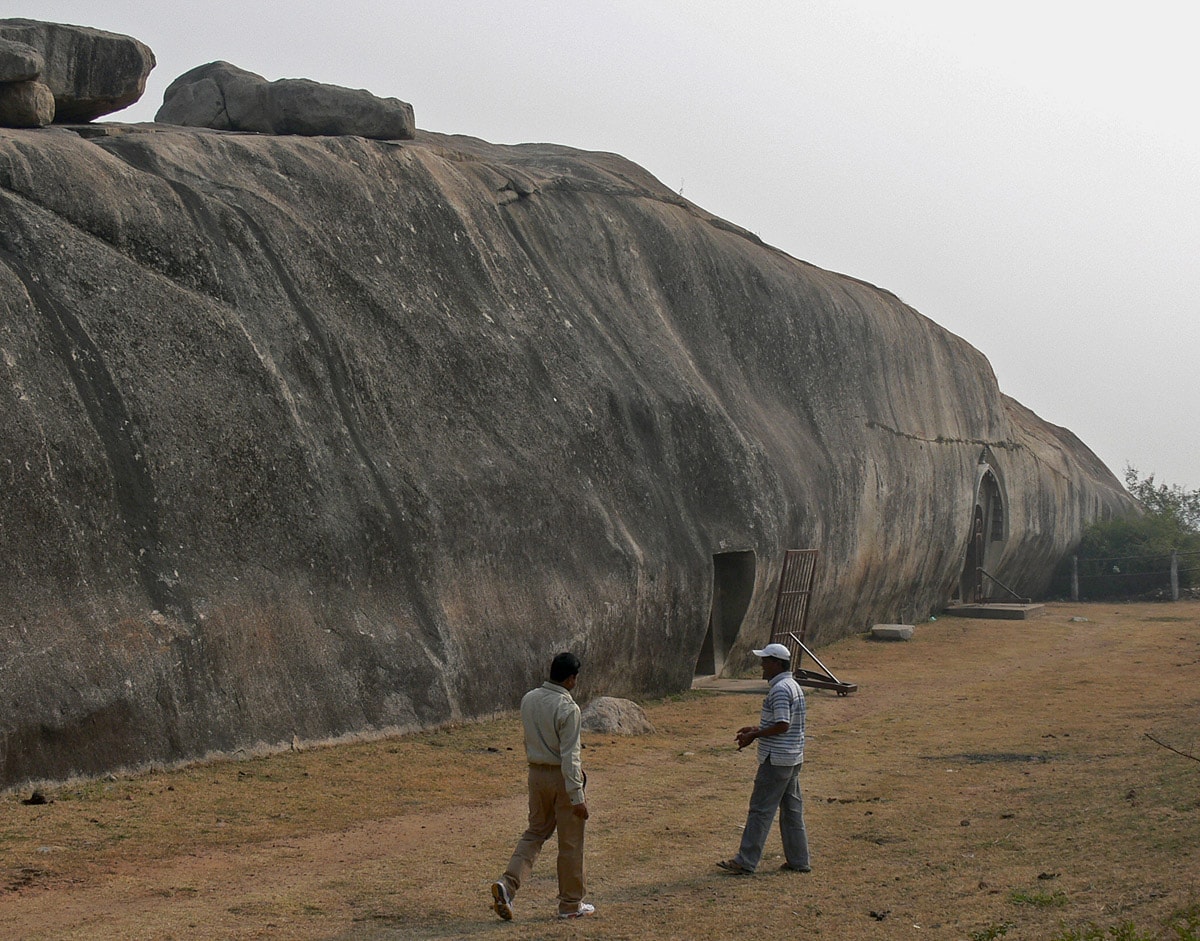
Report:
492,651,594,920
717,642,811,874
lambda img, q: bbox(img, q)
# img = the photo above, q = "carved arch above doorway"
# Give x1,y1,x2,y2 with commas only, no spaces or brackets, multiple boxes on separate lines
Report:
959,448,1009,602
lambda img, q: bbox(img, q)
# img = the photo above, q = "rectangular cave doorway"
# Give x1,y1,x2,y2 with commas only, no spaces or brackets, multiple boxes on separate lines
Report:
694,550,757,677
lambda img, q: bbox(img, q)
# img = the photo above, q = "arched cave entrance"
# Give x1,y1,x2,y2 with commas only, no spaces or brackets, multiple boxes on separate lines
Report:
958,454,1008,602
694,550,756,676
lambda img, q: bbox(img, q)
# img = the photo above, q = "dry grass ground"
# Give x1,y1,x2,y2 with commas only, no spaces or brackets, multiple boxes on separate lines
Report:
2,601,1199,941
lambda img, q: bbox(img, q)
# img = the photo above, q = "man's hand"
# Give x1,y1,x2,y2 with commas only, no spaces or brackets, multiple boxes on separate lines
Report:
737,721,789,750
572,801,590,820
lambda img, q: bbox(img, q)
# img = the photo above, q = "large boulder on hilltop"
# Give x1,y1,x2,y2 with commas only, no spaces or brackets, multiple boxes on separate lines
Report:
0,19,154,121
0,79,54,127
0,37,43,82
156,60,416,140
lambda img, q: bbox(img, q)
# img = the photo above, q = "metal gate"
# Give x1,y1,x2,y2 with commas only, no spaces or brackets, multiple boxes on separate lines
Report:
768,548,856,696
768,548,819,658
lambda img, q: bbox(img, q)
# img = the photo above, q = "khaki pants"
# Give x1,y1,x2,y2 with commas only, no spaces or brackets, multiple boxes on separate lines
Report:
500,764,586,913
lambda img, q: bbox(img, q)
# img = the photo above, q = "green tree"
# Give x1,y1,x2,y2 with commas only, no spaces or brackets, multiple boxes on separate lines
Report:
1122,466,1200,532
1061,467,1200,598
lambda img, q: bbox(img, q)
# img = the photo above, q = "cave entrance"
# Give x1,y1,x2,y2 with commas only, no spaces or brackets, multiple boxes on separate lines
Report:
694,550,756,676
959,455,1008,602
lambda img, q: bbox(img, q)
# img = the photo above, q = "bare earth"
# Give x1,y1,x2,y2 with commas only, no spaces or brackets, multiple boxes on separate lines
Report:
2,601,1199,940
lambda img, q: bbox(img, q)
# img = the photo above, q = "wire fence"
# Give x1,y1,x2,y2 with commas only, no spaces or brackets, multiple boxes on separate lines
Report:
1073,548,1200,566
1068,546,1200,601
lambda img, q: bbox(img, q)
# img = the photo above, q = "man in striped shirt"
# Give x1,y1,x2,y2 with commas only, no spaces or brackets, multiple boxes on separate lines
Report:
717,642,811,875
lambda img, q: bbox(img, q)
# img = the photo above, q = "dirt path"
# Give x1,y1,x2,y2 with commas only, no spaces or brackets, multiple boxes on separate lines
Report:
3,601,1199,940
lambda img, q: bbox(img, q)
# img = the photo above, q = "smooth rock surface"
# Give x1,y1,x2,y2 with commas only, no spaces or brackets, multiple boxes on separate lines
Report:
581,697,656,735
0,123,1134,788
0,19,154,121
156,61,416,140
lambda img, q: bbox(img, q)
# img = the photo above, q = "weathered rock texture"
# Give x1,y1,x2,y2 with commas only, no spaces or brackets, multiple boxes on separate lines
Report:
581,697,656,735
156,61,416,140
0,79,54,127
0,19,154,122
0,122,1134,789
0,37,43,82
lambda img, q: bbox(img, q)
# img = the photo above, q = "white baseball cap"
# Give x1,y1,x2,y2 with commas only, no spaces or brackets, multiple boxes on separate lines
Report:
752,642,792,660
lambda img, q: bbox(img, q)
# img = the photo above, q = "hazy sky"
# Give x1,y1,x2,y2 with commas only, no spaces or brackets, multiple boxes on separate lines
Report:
27,1,1200,490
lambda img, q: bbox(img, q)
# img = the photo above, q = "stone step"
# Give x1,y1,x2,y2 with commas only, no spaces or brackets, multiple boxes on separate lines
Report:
942,603,1046,620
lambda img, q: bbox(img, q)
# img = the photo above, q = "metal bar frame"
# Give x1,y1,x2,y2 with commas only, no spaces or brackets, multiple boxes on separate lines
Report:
978,568,1032,604
768,549,856,696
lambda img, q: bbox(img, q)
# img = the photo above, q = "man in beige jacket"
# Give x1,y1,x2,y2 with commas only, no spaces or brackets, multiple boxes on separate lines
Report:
491,651,594,920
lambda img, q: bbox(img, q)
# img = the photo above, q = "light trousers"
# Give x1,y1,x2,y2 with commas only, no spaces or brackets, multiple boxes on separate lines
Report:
501,764,586,913
734,758,810,871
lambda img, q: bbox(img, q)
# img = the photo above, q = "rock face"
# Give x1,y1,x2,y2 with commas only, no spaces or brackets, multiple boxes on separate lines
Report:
156,61,416,140
581,697,656,735
0,19,154,122
0,122,1134,789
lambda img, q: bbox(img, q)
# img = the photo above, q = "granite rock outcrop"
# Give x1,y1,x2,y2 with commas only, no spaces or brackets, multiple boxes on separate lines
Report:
0,114,1134,788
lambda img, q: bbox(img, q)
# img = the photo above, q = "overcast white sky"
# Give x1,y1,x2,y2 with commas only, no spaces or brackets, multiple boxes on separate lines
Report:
28,1,1200,490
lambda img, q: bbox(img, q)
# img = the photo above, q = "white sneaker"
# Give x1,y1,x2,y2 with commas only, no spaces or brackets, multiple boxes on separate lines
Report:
491,881,513,921
557,903,596,920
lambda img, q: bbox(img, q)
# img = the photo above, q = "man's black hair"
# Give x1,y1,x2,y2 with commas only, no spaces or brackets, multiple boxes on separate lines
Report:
550,651,581,683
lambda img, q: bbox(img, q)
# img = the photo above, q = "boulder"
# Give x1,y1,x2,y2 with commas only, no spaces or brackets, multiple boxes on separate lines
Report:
581,698,657,735
0,79,54,127
0,37,42,82
0,19,154,122
156,60,415,140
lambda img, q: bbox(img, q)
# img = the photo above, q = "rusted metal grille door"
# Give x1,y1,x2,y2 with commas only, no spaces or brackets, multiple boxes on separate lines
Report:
768,548,857,695
769,548,819,663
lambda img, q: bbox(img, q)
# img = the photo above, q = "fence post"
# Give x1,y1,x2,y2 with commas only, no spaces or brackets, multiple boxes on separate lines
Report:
1071,555,1079,602
1171,549,1179,602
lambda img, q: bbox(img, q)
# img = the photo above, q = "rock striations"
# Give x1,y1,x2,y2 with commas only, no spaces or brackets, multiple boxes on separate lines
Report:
0,25,1134,789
